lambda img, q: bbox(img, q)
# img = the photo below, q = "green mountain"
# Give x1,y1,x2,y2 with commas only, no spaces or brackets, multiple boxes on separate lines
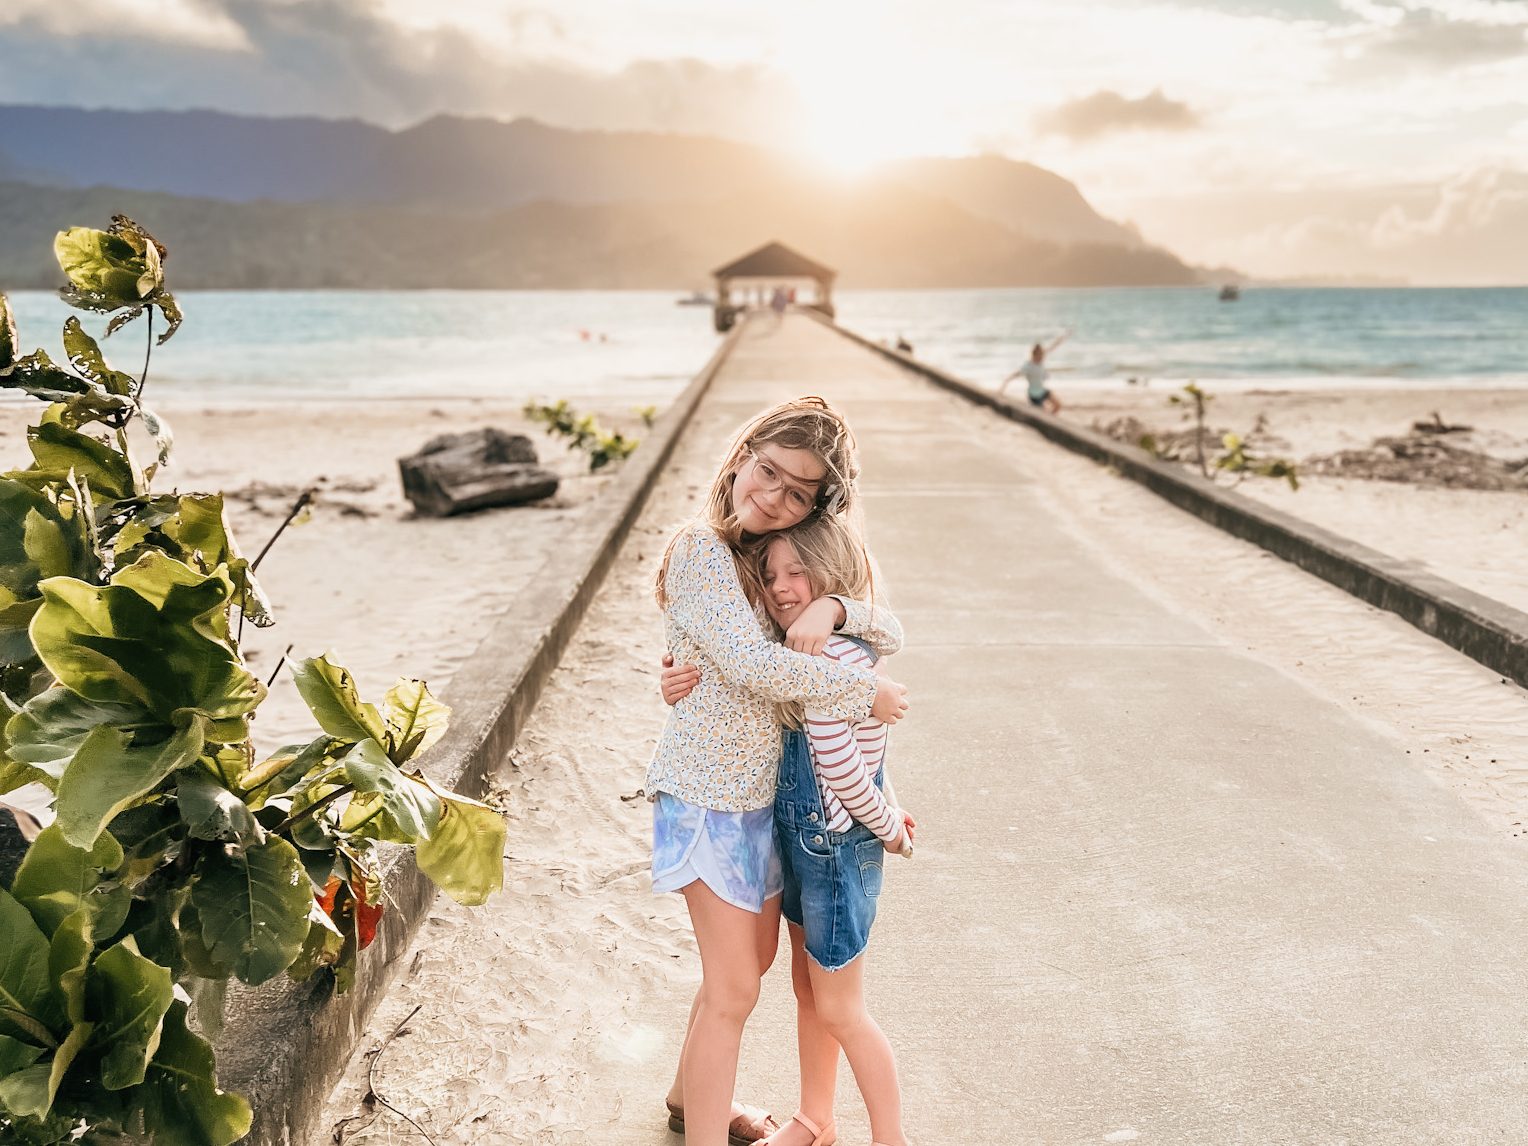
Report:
0,179,1201,290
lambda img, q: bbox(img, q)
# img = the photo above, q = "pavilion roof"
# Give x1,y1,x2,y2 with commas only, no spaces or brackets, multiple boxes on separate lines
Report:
713,241,836,282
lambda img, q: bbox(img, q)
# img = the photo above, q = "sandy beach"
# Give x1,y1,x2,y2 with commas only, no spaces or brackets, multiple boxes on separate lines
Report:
1067,386,1528,614
0,395,655,755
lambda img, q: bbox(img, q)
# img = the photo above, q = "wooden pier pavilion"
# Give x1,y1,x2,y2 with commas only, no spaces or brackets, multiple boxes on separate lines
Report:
711,240,836,332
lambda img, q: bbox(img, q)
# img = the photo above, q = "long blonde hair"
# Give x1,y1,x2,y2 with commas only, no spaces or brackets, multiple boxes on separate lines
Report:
764,513,879,728
656,396,860,609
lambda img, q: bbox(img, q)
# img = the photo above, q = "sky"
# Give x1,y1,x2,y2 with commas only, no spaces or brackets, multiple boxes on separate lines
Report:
2,0,1526,283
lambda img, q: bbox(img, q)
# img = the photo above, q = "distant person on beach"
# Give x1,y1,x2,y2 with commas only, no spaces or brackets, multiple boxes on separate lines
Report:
667,515,916,1146
648,397,909,1146
999,329,1071,414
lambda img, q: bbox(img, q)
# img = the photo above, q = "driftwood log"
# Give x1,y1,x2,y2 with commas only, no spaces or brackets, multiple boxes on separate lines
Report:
398,428,560,516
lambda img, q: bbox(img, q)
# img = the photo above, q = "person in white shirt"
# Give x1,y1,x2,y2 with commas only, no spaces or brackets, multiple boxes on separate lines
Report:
999,328,1071,413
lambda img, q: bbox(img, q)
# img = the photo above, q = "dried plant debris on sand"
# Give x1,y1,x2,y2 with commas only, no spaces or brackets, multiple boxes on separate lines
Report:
1096,409,1528,491
1303,413,1528,490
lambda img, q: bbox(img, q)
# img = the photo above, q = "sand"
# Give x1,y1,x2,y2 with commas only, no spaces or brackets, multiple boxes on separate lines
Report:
0,395,654,756
1064,386,1528,613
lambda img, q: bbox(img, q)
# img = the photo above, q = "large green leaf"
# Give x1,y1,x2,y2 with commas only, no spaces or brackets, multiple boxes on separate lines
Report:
53,227,157,304
53,719,204,850
176,769,261,845
111,495,271,630
0,1017,91,1121
30,553,264,728
61,319,136,398
338,738,440,842
240,735,343,805
0,350,91,403
10,826,128,939
6,687,145,783
132,1000,251,1146
26,422,137,503
47,910,92,1028
191,835,312,985
0,889,58,1048
90,940,172,1091
290,655,387,745
414,782,506,907
22,511,74,584
0,1033,44,1079
383,678,450,764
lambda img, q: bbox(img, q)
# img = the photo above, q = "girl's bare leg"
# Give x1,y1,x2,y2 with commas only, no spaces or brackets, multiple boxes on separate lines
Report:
670,884,782,1142
766,922,841,1145
808,955,906,1146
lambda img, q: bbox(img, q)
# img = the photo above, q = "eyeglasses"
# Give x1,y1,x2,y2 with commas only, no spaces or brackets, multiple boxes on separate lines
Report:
744,446,820,514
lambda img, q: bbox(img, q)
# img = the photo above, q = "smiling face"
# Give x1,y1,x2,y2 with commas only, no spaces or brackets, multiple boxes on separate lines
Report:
761,535,818,631
730,442,826,536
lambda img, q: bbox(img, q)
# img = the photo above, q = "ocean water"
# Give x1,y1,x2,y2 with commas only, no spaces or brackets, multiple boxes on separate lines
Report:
2,290,721,405
5,286,1526,403
834,286,1528,392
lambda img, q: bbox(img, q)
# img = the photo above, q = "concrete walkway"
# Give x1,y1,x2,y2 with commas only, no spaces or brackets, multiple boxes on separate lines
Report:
324,311,1528,1144
681,315,1528,1142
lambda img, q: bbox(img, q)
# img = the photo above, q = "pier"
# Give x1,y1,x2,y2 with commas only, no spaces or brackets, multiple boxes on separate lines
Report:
319,312,1528,1142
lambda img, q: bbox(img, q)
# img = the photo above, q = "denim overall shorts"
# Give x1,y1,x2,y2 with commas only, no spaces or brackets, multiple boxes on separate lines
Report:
775,717,887,973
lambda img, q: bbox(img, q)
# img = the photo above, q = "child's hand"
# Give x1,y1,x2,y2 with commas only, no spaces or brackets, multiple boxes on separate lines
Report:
659,652,700,706
784,596,846,655
886,809,916,858
871,677,909,725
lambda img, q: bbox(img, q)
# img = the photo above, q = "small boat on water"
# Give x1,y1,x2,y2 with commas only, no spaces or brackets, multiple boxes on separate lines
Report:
676,291,714,306
1218,284,1241,301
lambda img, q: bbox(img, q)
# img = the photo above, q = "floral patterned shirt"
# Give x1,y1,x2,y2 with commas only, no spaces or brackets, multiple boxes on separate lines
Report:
646,523,903,812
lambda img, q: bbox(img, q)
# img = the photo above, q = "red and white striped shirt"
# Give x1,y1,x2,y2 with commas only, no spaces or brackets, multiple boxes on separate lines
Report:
804,636,901,845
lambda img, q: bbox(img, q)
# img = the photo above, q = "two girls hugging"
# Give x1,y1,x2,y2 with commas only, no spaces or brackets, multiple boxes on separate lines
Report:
647,397,916,1146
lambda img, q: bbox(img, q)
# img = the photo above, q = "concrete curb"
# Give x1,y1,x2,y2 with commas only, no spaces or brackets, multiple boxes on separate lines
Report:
219,318,746,1146
823,314,1528,690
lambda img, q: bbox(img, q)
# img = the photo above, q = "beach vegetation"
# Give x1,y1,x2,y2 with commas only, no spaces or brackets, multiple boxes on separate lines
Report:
1147,382,1300,490
524,398,639,471
0,218,504,1144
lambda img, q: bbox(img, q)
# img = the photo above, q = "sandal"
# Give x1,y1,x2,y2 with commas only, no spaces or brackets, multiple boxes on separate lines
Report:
666,1100,782,1145
760,1111,836,1146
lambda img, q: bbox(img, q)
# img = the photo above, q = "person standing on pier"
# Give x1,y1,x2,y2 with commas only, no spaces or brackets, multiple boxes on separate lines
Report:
999,329,1071,414
649,397,910,1146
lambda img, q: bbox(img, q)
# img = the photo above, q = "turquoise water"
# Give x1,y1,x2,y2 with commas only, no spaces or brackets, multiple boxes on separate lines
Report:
834,286,1528,391
3,290,721,403
6,286,1526,401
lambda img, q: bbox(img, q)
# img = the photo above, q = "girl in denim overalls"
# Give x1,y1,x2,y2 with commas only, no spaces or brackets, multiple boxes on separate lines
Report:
755,518,915,1146
649,398,911,1146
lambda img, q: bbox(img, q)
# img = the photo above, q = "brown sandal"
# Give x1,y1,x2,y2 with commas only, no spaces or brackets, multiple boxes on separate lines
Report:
666,1100,781,1145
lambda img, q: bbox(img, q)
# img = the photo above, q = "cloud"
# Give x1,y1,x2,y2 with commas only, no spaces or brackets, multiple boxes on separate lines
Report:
1336,0,1528,69
1035,89,1201,141
0,0,804,139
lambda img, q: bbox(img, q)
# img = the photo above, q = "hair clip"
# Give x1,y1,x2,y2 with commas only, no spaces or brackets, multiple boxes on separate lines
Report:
821,484,847,515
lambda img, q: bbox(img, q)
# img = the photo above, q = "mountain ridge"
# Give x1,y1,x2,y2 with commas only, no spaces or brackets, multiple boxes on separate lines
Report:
0,104,1213,288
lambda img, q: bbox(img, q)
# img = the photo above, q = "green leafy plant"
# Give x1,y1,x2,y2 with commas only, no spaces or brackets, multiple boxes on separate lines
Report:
633,405,657,429
0,218,505,1144
524,399,639,471
1144,382,1299,490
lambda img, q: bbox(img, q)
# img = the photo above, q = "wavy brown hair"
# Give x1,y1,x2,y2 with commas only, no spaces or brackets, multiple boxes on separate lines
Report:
655,396,860,610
